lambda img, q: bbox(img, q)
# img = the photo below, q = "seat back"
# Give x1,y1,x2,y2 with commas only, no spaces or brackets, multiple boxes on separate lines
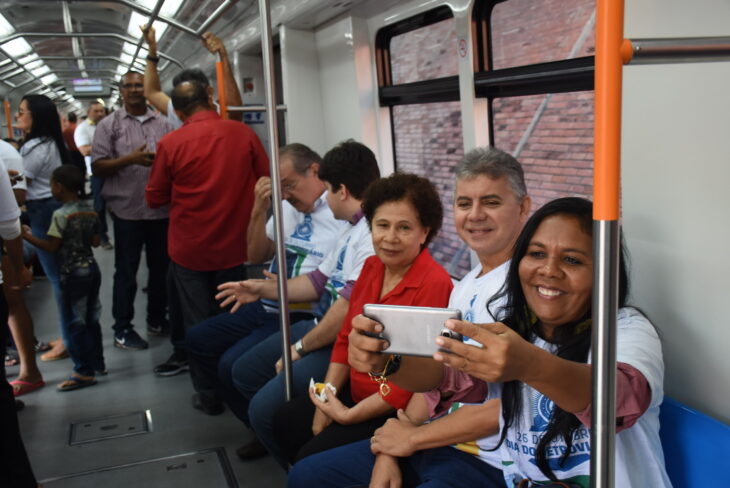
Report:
659,397,730,487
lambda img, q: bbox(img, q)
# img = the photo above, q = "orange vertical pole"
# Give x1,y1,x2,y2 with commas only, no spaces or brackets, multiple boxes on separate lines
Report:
216,61,228,120
593,0,625,220
4,100,12,139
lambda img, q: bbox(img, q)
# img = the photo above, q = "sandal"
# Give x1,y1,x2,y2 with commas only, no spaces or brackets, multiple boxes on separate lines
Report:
10,379,45,397
57,375,97,392
34,340,52,353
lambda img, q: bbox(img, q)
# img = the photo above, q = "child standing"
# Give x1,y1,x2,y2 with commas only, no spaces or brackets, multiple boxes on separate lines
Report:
22,165,105,391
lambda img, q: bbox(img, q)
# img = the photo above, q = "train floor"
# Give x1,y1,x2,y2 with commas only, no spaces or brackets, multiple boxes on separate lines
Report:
9,239,287,487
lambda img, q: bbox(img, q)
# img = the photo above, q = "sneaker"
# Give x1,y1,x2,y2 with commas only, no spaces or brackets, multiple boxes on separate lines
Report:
101,240,114,250
191,393,224,416
114,329,149,350
154,354,189,377
147,319,169,337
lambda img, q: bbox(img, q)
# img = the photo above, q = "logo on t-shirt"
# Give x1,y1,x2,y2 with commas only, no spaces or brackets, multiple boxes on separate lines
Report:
291,215,313,242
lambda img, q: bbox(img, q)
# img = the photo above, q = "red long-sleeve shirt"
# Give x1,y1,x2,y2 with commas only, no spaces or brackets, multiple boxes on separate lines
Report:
331,249,453,410
146,110,269,270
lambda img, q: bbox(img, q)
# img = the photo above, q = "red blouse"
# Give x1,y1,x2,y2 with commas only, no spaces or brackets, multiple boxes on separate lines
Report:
330,249,453,409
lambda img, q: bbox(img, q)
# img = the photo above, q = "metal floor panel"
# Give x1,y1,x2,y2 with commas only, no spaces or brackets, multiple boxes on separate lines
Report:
69,410,152,445
39,448,238,487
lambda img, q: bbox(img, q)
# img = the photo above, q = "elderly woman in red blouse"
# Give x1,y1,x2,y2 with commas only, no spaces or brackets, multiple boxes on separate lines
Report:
271,173,453,467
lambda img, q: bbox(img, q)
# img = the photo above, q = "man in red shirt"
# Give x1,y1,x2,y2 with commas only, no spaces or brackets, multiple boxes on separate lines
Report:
146,76,269,377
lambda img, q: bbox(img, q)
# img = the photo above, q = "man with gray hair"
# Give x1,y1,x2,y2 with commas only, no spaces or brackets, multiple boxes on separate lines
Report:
146,78,269,379
316,146,533,486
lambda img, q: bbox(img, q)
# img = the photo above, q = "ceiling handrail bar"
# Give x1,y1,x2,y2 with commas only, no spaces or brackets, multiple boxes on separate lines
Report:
225,104,287,112
0,33,184,68
129,0,165,72
195,0,239,37
0,46,63,99
113,0,198,37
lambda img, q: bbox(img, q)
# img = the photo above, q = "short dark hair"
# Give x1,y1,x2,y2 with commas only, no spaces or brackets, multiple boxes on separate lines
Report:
67,112,77,123
52,164,86,198
88,101,103,110
171,80,210,116
279,143,322,173
172,68,210,88
119,70,143,85
318,140,380,200
362,173,443,247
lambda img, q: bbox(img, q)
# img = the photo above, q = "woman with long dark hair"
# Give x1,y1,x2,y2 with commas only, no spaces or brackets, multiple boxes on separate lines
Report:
15,94,72,362
290,197,671,488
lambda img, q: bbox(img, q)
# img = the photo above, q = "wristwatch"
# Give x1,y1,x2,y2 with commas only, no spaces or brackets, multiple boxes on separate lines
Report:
146,55,160,63
294,339,307,357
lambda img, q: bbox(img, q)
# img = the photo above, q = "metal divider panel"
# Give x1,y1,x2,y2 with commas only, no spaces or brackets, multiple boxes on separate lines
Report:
39,448,238,487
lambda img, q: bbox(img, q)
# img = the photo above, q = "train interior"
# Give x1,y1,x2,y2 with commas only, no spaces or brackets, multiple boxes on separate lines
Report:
1,0,729,486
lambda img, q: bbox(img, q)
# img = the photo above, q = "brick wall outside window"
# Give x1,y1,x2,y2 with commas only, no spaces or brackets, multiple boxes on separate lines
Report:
389,0,595,277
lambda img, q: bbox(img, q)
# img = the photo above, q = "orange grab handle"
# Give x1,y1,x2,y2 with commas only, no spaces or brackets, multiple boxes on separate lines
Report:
216,61,228,120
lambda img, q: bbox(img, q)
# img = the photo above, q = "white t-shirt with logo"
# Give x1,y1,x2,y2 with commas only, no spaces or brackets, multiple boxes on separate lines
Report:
487,307,670,488
263,193,345,314
447,260,509,465
315,216,373,315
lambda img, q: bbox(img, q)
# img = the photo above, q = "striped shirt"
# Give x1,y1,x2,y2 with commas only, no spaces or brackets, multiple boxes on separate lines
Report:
91,106,173,220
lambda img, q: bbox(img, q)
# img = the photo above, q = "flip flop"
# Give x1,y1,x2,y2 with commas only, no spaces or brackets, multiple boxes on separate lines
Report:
9,379,45,397
57,376,97,392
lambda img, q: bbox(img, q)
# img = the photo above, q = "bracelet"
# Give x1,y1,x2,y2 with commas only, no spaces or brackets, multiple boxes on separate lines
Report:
367,354,402,397
146,55,160,63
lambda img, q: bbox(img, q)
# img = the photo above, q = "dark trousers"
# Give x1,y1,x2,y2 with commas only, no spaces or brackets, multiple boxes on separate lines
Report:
59,263,105,376
0,288,38,487
111,215,169,333
90,175,109,241
273,384,396,466
185,301,311,414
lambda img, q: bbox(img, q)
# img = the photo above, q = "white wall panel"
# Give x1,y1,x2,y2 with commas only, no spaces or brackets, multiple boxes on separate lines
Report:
622,0,730,423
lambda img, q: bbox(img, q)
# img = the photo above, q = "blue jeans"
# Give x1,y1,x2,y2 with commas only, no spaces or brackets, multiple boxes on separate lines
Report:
231,320,332,468
111,215,169,333
90,175,109,241
26,198,67,338
288,440,508,488
59,263,105,376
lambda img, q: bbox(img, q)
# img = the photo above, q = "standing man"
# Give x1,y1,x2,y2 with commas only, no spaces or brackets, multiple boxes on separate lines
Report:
91,71,173,350
63,112,86,172
146,78,269,380
75,101,112,249
141,25,244,126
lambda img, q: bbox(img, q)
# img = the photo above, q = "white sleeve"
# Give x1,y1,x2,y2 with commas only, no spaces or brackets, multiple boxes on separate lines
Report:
74,123,91,147
0,217,20,240
0,159,20,227
20,140,46,180
343,224,374,281
166,99,183,129
0,145,27,191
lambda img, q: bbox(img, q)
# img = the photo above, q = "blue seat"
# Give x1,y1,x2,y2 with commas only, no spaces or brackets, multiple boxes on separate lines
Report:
659,397,730,487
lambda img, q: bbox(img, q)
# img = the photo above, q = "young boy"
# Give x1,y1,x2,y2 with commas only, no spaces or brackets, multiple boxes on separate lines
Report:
22,165,105,391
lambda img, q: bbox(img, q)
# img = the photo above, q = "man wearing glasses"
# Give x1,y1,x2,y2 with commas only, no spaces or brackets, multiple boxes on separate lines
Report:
91,71,174,351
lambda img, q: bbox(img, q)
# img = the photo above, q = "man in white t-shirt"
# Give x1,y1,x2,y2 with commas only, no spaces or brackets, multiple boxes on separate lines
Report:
218,140,380,466
180,143,345,402
365,146,533,484
74,101,111,249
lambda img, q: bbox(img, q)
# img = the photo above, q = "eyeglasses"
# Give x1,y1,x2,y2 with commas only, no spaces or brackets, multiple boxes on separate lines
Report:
16,109,28,116
281,168,310,193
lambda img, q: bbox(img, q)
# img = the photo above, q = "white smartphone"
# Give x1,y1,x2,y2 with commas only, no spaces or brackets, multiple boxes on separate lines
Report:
361,304,463,357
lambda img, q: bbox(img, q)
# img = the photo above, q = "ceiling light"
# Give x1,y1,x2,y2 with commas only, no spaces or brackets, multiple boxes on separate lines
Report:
81,71,89,78
41,73,58,85
31,65,50,77
128,11,168,39
1,37,33,57
0,14,14,38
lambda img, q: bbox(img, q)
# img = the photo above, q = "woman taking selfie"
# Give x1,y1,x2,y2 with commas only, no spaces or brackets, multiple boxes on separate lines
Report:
272,173,453,467
290,197,671,488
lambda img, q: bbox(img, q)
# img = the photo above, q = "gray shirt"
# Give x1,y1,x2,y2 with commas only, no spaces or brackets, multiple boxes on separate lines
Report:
91,106,172,220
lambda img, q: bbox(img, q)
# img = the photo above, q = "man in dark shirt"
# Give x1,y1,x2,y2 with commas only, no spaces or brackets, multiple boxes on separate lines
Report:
146,76,269,380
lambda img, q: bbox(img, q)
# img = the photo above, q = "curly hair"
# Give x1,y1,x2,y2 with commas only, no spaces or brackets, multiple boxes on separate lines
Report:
362,172,443,247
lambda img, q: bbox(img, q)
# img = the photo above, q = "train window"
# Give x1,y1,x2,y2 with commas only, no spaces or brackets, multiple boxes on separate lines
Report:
489,0,595,70
389,18,458,84
492,91,594,209
391,101,470,277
